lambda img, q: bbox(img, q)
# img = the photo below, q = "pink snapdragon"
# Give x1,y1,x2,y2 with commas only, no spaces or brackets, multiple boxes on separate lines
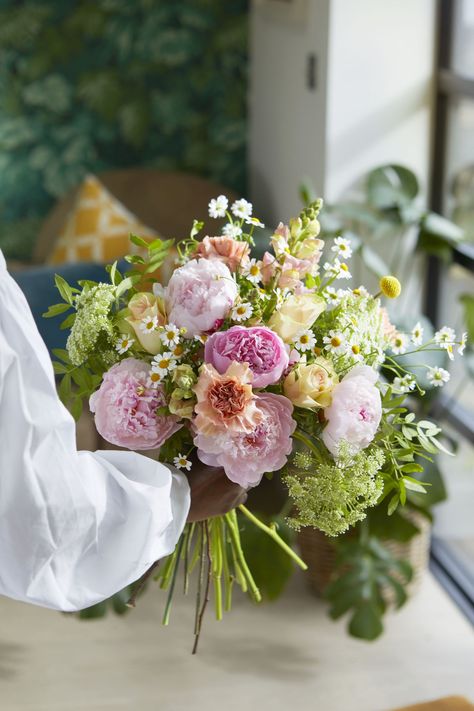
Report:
90,358,181,450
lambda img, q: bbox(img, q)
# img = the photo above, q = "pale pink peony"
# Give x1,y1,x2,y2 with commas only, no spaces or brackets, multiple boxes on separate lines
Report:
195,393,296,487
193,361,262,436
322,365,382,457
194,236,250,272
165,258,237,338
204,325,289,387
90,358,181,450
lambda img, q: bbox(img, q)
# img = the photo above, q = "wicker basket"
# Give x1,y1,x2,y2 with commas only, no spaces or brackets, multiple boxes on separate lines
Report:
298,510,431,601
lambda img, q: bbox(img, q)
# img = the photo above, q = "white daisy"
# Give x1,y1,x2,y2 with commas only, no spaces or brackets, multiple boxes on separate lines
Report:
294,329,316,352
352,285,370,297
245,216,265,228
147,370,163,388
434,326,456,349
411,322,424,346
222,222,242,238
426,366,450,387
391,333,409,355
232,302,253,322
242,258,262,284
231,198,252,220
208,195,228,219
140,315,159,334
348,339,364,362
194,333,209,345
161,323,180,348
172,343,185,359
458,332,467,356
393,374,416,393
324,286,341,306
323,330,347,355
173,454,192,471
324,258,351,280
115,335,134,355
151,352,177,376
331,236,353,259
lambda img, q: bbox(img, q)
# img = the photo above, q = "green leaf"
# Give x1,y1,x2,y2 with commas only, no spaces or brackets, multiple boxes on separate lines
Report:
402,477,427,494
52,348,70,364
70,397,83,422
78,601,108,619
54,274,75,305
387,493,400,516
190,220,204,239
129,233,150,249
367,164,419,210
420,212,464,245
60,313,76,330
53,361,69,375
400,463,424,474
42,302,71,318
348,602,384,641
58,373,72,404
116,276,140,298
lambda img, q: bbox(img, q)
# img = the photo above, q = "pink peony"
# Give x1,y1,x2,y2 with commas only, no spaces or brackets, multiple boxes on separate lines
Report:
322,365,382,457
90,358,181,450
195,393,296,487
204,325,289,387
165,258,237,338
194,236,250,272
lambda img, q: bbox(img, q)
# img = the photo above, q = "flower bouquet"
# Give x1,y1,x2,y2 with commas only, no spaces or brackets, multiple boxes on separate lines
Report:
46,195,465,651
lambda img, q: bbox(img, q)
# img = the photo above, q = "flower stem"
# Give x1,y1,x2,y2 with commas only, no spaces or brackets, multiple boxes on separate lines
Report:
225,511,262,602
192,520,212,655
126,559,160,608
162,534,185,626
238,505,308,571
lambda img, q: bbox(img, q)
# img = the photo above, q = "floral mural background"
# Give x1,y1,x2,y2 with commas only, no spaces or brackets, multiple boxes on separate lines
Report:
0,0,248,260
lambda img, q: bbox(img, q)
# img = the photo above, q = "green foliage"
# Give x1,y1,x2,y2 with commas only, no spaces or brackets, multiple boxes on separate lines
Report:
77,586,133,619
325,533,413,641
0,0,249,260
238,514,294,600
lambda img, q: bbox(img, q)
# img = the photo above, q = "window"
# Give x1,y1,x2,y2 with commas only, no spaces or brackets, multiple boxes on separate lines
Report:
428,0,474,622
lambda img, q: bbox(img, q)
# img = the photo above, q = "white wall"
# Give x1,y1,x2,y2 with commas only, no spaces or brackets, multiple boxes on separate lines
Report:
250,0,437,222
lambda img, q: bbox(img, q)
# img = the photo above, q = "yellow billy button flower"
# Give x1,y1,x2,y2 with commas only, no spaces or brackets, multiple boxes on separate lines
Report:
379,275,402,299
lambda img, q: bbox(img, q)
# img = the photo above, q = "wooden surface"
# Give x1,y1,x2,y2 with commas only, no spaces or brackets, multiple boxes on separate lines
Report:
0,573,472,710
392,697,474,711
34,169,238,263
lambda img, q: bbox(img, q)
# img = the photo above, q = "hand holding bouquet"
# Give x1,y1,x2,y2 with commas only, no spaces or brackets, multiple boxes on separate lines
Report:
46,195,465,651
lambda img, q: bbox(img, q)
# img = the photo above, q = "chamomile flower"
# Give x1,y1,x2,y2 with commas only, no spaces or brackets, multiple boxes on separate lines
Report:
434,326,456,349
324,258,351,280
231,198,252,220
172,343,185,359
323,330,347,355
151,352,177,377
324,286,341,307
115,335,134,355
331,236,353,259
242,258,262,284
147,370,163,388
427,366,450,387
294,329,316,352
348,339,364,362
245,216,265,228
140,315,159,333
411,322,424,346
173,454,192,471
208,195,228,218
232,301,253,322
391,332,409,355
161,323,180,348
195,333,209,345
393,374,416,393
458,332,467,355
222,223,243,238
352,286,370,298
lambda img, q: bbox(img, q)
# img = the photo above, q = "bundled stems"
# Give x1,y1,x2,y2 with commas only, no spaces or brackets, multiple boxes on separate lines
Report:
238,505,308,571
192,520,212,654
126,560,160,608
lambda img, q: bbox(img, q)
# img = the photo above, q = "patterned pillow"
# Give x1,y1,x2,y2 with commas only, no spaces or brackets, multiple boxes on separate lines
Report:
48,175,157,265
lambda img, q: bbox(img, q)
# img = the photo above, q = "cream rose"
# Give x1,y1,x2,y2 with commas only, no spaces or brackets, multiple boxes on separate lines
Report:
284,357,338,410
126,292,166,355
269,293,326,343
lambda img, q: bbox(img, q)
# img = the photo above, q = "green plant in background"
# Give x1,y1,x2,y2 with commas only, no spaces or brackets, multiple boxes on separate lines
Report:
299,165,466,640
0,0,248,261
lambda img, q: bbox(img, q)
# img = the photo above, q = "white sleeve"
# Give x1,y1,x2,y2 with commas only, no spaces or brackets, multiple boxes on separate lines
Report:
0,251,190,611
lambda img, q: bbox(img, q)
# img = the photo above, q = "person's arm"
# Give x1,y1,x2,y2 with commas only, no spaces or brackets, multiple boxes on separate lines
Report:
0,252,192,611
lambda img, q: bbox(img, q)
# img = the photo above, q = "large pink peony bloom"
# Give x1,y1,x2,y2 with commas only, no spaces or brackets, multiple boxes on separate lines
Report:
165,258,237,338
195,393,296,487
194,236,250,272
322,365,382,457
90,358,181,450
204,325,289,388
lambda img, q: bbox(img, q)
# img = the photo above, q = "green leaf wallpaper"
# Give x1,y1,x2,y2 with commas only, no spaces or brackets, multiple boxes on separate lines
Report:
0,0,249,260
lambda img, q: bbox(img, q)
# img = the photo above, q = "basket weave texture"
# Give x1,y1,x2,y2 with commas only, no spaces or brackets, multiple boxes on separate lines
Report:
298,510,431,600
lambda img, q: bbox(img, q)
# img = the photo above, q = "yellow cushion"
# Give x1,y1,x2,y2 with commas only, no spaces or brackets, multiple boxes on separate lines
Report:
49,175,157,265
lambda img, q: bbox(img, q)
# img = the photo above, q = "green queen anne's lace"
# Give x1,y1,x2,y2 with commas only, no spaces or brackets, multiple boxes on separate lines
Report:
67,283,117,366
285,446,385,537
